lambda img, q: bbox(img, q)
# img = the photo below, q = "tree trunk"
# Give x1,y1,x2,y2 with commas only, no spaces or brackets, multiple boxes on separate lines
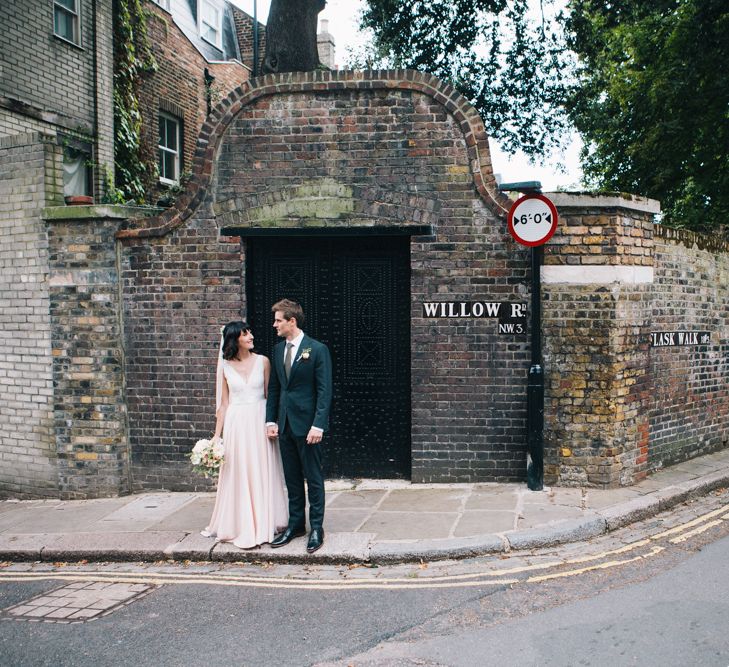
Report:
261,0,326,74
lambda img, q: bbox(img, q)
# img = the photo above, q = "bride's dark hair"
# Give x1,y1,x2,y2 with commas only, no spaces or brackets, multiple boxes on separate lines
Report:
221,320,252,360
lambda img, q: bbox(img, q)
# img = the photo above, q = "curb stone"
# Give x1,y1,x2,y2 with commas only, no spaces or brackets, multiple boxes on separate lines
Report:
368,534,507,564
504,515,607,552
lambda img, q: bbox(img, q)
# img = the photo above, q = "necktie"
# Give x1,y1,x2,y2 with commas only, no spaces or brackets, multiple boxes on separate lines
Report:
284,343,293,379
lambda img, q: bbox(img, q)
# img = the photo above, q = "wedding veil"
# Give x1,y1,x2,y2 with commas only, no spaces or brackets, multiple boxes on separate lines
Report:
215,327,225,414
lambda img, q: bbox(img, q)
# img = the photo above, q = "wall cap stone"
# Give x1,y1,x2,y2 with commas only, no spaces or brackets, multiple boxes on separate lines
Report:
43,205,163,222
545,191,661,214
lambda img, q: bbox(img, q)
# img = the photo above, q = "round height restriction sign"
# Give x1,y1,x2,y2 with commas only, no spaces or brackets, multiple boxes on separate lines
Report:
507,193,559,247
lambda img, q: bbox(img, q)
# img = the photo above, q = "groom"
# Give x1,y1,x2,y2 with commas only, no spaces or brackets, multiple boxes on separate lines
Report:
266,299,332,553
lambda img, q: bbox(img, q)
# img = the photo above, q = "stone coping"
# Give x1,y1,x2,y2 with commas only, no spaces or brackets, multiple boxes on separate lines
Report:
545,191,661,214
43,205,163,221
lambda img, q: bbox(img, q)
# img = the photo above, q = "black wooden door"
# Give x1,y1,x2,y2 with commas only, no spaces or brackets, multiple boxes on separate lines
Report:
247,236,411,478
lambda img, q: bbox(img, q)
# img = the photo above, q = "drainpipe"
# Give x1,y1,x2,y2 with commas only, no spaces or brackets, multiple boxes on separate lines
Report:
253,0,258,77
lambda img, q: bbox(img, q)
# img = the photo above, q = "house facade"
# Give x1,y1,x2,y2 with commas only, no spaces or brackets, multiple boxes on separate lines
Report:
141,0,266,205
0,0,323,497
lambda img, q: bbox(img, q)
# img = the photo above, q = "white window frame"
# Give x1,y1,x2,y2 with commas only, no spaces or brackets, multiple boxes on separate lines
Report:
158,112,181,186
199,0,223,49
53,0,81,46
151,0,170,10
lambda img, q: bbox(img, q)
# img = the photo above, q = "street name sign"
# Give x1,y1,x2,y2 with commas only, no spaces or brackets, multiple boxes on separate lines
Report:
421,301,527,336
651,331,710,347
507,193,559,247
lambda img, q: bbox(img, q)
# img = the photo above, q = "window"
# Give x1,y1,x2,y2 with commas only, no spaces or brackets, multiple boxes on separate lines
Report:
62,142,91,198
151,0,170,9
54,0,80,45
158,113,181,185
199,0,222,48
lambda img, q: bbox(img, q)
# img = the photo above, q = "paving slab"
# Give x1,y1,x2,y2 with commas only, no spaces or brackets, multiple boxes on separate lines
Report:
326,489,387,509
641,469,698,489
360,511,457,540
516,505,588,529
7,498,133,534
545,487,586,507
465,489,519,511
324,508,372,532
149,496,216,532
0,508,40,533
378,489,466,512
97,493,197,529
584,486,643,510
453,510,516,536
519,488,581,508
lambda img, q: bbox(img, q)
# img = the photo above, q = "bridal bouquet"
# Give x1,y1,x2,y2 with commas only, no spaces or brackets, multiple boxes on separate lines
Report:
188,437,224,478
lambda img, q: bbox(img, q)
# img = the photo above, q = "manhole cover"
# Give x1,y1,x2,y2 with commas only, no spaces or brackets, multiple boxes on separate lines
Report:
2,581,156,623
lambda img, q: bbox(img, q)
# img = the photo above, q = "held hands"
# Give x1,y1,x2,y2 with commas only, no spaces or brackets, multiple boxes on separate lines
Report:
264,423,320,443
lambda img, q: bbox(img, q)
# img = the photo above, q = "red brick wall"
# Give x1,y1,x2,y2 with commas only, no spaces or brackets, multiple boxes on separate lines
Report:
232,6,265,75
118,71,520,490
649,228,729,468
542,195,655,487
140,3,249,203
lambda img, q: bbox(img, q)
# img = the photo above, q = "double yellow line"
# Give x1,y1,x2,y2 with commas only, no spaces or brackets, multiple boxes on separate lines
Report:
1,506,727,591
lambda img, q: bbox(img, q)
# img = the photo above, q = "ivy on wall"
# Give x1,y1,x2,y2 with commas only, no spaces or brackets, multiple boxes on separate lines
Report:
113,0,158,203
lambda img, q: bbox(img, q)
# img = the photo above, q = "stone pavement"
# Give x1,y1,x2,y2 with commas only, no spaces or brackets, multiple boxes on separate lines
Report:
1,449,728,565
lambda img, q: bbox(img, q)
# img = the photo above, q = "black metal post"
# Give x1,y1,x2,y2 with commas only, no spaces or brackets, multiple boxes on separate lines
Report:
527,244,544,490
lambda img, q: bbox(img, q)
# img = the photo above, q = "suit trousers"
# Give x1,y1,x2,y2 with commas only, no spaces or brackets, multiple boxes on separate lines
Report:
278,423,325,530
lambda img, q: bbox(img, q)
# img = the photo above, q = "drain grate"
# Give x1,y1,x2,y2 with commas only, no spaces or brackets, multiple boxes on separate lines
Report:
2,581,157,624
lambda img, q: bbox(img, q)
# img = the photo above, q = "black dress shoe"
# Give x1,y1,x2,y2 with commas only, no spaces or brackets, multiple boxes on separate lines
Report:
306,528,324,553
270,526,306,548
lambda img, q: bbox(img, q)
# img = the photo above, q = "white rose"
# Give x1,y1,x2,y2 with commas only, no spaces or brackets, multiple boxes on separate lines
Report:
192,439,209,454
212,441,225,458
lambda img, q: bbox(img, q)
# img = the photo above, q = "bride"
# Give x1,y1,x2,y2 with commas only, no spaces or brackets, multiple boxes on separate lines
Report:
202,320,288,548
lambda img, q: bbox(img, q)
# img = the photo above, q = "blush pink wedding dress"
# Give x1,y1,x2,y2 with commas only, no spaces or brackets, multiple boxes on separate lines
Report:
203,354,288,548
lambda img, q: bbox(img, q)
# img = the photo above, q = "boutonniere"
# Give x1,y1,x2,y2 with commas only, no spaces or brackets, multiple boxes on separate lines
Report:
296,347,312,362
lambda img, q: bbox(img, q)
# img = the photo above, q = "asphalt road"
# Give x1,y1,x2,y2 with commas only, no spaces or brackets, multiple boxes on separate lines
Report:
1,493,728,667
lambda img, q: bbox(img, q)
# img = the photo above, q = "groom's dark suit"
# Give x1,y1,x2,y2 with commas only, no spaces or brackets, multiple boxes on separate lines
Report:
266,335,332,531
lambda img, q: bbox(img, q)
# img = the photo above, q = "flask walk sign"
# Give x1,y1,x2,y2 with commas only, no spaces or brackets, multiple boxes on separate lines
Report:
507,193,559,247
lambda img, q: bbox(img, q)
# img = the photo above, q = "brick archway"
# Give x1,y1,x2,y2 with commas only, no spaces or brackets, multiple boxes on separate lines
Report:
117,70,511,241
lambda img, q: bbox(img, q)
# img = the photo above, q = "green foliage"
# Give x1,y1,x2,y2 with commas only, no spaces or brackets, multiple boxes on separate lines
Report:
566,0,729,233
354,0,572,156
113,0,158,204
100,165,127,205
156,170,192,208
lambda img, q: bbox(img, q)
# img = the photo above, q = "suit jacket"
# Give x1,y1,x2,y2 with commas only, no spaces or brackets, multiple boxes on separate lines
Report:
266,335,333,437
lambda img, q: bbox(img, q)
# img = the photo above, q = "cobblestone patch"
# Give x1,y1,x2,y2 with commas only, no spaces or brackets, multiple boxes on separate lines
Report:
1,581,156,623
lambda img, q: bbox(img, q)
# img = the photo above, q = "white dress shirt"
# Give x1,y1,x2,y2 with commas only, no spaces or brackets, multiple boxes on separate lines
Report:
286,331,306,366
